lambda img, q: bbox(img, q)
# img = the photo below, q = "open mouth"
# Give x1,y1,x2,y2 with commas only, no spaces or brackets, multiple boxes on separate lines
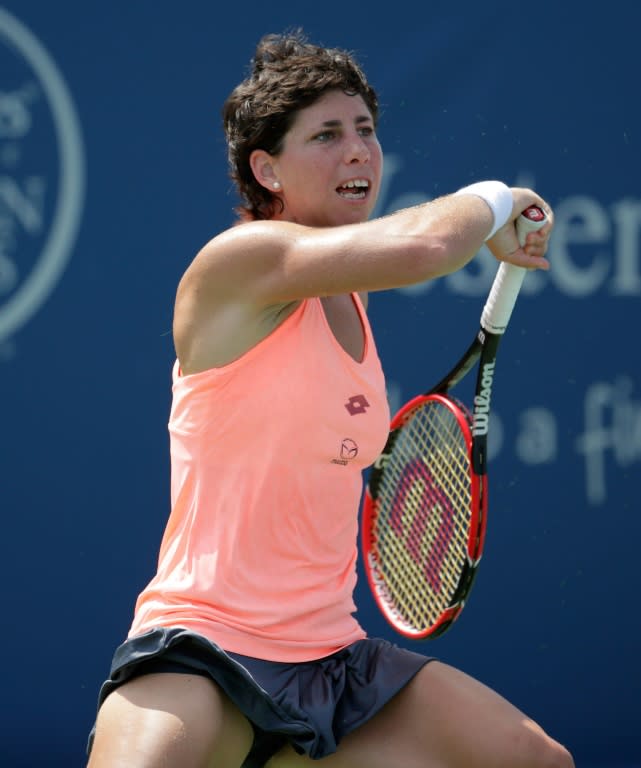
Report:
336,179,369,199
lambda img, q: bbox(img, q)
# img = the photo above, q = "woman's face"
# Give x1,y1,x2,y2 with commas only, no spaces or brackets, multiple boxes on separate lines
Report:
267,89,383,228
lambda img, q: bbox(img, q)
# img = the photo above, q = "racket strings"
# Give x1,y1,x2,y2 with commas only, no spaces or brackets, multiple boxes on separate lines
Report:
372,401,473,631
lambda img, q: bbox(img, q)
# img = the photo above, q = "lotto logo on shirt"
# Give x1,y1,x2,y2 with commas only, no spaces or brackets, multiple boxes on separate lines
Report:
0,9,85,346
345,394,370,415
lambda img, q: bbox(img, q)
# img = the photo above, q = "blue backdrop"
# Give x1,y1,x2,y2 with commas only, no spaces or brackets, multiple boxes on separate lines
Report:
1,2,640,766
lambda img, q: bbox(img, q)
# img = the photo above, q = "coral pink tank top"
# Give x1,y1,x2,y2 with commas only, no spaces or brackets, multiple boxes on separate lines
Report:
129,295,390,661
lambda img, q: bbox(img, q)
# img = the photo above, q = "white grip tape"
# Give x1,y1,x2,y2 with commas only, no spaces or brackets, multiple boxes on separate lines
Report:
480,210,547,334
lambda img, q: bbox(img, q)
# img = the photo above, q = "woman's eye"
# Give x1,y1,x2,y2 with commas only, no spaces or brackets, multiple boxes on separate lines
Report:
314,131,335,142
358,126,374,137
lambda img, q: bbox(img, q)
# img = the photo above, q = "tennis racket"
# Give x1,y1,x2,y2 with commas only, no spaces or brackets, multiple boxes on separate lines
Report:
361,205,548,640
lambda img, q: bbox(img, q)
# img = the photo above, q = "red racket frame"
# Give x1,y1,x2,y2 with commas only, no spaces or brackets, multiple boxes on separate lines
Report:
361,392,488,639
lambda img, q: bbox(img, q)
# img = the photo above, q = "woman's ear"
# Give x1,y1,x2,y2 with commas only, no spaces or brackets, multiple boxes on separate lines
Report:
249,149,281,192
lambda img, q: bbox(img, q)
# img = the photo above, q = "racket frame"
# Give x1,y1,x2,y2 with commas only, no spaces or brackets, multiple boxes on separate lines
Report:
362,390,488,639
362,207,547,639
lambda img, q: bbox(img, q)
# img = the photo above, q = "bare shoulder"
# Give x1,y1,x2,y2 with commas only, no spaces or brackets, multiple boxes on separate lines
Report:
173,222,299,374
177,219,303,302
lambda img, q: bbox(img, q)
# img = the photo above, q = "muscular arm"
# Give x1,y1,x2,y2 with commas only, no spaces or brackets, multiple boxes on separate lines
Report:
182,189,550,305
174,188,551,372
183,194,489,306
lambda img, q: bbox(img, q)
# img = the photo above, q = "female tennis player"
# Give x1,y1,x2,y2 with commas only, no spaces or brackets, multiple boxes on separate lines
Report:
87,30,573,768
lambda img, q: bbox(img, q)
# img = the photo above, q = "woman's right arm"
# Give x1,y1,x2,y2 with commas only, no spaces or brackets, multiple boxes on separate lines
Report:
181,185,552,307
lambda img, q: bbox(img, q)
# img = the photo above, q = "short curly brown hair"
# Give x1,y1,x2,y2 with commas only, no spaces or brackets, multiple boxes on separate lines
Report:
222,30,379,221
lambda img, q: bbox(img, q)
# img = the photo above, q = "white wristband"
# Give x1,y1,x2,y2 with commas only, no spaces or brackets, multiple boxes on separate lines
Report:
454,180,513,240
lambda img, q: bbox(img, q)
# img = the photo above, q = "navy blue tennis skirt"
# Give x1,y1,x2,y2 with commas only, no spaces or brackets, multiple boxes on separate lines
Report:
88,627,434,767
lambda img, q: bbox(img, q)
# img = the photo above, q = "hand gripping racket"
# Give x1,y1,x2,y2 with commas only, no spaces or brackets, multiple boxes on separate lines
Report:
361,205,548,640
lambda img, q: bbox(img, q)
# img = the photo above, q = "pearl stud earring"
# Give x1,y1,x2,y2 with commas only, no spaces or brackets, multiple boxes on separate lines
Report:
272,181,281,190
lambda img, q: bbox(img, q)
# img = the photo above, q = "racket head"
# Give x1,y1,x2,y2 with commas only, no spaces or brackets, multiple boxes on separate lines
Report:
362,393,487,639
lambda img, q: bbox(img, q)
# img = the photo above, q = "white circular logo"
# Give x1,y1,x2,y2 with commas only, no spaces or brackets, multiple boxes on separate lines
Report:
0,8,85,342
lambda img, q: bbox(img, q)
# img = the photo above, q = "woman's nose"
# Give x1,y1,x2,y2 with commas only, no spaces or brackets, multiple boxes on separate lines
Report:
345,135,370,164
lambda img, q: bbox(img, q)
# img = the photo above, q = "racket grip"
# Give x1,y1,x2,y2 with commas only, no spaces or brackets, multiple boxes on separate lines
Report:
480,206,547,334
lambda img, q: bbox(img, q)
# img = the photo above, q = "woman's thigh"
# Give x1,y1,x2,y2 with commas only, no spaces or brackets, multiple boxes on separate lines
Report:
88,672,254,768
266,661,574,768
